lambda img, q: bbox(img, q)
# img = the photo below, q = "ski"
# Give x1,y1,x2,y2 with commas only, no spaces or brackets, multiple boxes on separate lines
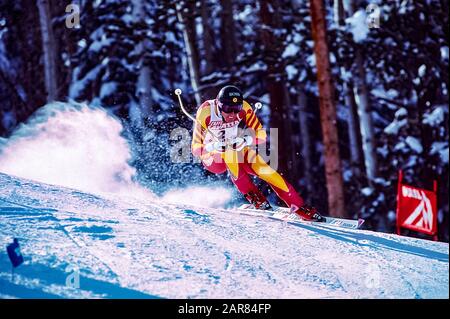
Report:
236,204,365,230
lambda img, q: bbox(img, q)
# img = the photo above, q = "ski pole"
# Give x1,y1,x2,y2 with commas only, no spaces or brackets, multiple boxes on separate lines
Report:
174,88,220,142
254,102,262,113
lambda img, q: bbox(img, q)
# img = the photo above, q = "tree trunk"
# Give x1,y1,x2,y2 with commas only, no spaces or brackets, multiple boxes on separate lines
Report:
298,90,313,196
259,0,291,177
334,0,363,177
132,0,154,126
290,0,311,192
15,1,45,120
333,0,345,25
37,0,58,102
309,0,346,217
220,0,237,69
200,0,216,97
345,81,363,175
201,0,214,74
176,1,202,106
345,0,378,183
283,85,298,180
353,50,377,182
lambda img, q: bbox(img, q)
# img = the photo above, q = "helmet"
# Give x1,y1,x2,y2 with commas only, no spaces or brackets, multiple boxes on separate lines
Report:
217,85,243,113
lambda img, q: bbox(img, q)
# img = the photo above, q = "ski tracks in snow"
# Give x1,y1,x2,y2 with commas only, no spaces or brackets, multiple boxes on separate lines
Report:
0,173,448,298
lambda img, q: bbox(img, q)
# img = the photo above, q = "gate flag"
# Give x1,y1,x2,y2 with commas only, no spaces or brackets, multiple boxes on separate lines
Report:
396,170,438,240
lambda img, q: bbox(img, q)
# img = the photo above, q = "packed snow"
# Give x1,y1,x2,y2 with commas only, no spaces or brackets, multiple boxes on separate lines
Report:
0,172,448,299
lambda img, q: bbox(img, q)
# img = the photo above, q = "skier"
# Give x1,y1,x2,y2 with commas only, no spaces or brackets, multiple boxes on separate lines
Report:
191,85,322,221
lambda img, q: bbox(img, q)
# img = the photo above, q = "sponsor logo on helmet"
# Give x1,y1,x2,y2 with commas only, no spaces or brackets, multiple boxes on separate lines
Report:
232,97,238,103
228,92,241,97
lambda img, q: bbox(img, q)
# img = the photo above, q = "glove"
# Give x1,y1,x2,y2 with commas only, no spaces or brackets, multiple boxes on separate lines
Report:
229,136,253,151
243,135,253,146
201,153,214,166
204,141,226,153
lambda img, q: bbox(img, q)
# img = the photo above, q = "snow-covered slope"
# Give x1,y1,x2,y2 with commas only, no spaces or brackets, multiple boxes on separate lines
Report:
0,172,448,299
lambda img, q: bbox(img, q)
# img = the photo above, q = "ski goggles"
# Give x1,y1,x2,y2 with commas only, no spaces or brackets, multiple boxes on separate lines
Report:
219,103,243,113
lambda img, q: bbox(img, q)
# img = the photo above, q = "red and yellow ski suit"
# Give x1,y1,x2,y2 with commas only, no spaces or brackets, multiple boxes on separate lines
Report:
191,99,305,209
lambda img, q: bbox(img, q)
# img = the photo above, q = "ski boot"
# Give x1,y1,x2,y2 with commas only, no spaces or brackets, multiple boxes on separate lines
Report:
244,190,273,210
291,204,324,222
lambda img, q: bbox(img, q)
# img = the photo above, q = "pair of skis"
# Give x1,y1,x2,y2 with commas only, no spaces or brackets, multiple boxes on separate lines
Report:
236,204,365,230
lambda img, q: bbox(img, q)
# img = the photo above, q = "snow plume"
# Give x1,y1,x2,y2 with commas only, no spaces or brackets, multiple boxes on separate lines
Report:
161,186,233,208
0,101,153,199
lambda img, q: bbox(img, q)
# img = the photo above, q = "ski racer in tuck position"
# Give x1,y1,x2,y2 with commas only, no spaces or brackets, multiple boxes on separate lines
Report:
190,85,323,222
